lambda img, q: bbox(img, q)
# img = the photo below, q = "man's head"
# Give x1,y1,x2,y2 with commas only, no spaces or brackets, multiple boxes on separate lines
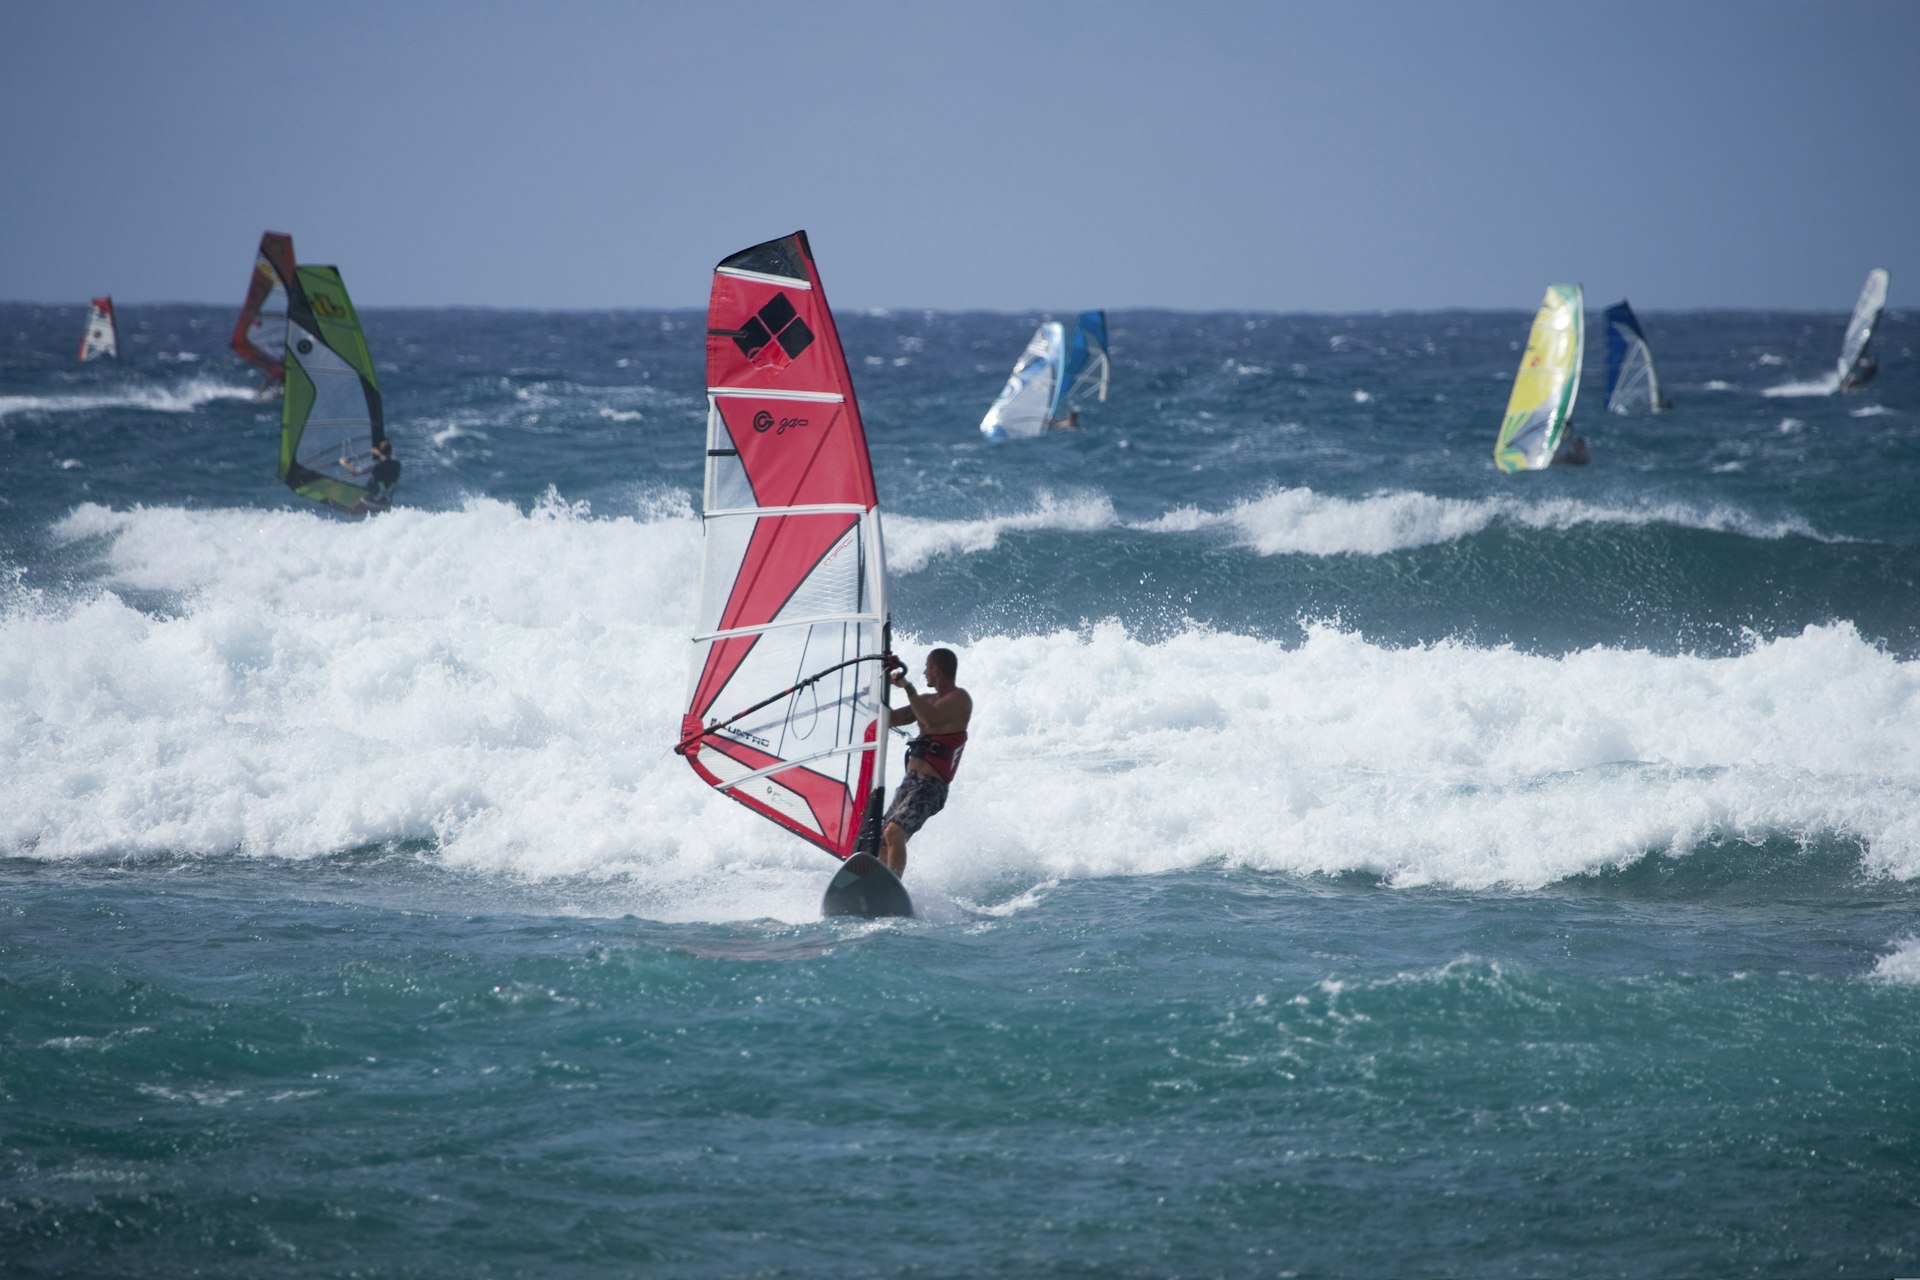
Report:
373,439,393,460
925,647,958,688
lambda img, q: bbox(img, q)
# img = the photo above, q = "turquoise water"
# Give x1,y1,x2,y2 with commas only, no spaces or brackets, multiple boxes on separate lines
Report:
2,300,1917,1276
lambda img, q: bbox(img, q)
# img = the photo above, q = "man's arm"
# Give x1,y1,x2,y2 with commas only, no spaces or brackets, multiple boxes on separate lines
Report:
894,685,970,735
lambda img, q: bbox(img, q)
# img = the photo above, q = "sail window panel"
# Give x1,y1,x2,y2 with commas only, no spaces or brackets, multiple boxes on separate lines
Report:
719,634,873,769
706,403,757,510
289,325,374,475
705,618,875,787
770,521,867,627
697,512,758,636
710,451,756,512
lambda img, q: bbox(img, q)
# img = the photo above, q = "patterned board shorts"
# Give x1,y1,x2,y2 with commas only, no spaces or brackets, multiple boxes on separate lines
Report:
883,771,949,836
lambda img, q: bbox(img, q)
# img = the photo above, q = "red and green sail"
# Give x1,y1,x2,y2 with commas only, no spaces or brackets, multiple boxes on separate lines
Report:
279,265,387,514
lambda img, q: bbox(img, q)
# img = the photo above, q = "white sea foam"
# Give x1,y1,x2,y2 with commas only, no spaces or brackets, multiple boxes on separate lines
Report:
1132,487,1831,556
885,491,1119,572
1762,374,1841,398
1870,938,1920,984
6,503,1916,923
1849,404,1897,418
0,377,258,421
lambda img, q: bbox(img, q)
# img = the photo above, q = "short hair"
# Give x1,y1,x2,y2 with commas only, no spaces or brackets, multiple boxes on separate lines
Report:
928,647,958,680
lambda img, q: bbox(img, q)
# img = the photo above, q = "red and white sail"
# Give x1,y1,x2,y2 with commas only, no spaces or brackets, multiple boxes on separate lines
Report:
676,232,891,860
78,297,117,361
231,232,297,382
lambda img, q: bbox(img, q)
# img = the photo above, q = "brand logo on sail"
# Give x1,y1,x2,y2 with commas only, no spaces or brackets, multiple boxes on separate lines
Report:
727,293,815,370
751,408,811,437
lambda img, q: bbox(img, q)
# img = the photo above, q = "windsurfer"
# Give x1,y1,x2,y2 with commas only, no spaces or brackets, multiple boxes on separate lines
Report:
1840,356,1878,393
1552,428,1590,466
342,438,402,513
881,647,972,877
1053,409,1081,430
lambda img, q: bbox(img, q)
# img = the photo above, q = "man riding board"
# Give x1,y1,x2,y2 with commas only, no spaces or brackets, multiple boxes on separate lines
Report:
881,647,971,878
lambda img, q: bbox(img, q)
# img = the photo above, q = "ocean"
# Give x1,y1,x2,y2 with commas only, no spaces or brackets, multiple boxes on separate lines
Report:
2,295,1916,1278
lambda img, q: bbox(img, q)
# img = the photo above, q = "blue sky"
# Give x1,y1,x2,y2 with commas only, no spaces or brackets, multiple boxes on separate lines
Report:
3,1,1916,311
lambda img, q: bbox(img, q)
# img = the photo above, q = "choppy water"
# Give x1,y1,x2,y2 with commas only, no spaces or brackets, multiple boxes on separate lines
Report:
2,296,1916,1277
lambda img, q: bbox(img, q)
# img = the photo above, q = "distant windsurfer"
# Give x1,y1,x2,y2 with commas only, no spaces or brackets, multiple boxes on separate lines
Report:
342,438,402,514
1839,356,1878,393
881,647,972,878
1052,409,1081,431
1552,427,1590,466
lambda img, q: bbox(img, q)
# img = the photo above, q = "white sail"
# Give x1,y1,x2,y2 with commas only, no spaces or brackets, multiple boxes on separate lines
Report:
1836,268,1888,392
78,297,117,361
979,322,1064,440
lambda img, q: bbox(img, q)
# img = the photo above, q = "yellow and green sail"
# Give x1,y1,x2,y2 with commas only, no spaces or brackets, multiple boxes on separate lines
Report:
279,265,387,513
1493,283,1583,473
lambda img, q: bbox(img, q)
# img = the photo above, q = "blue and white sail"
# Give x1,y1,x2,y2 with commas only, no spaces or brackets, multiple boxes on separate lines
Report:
1836,268,1888,393
1603,300,1666,414
979,310,1109,440
1061,310,1110,409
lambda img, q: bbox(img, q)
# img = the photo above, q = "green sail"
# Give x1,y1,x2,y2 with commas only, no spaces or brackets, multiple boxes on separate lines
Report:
279,265,386,513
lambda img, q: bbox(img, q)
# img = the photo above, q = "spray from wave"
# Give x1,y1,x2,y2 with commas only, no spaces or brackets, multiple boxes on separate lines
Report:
0,376,261,421
1132,486,1835,555
7,503,1918,920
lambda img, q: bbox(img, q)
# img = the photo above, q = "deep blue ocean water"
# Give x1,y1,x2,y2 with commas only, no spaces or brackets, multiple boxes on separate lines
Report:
2,296,1917,1277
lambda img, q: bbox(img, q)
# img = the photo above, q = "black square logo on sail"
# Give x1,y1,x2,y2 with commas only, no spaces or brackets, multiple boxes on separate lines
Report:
730,293,814,364
758,292,798,334
776,316,813,359
731,315,773,360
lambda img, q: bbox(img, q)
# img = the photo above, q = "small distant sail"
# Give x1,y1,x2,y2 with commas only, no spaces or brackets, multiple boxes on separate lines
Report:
232,232,297,384
676,231,893,862
78,297,118,361
979,311,1109,440
1494,284,1584,473
1603,300,1666,414
980,322,1065,440
1836,268,1888,393
1061,310,1110,407
278,265,387,514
